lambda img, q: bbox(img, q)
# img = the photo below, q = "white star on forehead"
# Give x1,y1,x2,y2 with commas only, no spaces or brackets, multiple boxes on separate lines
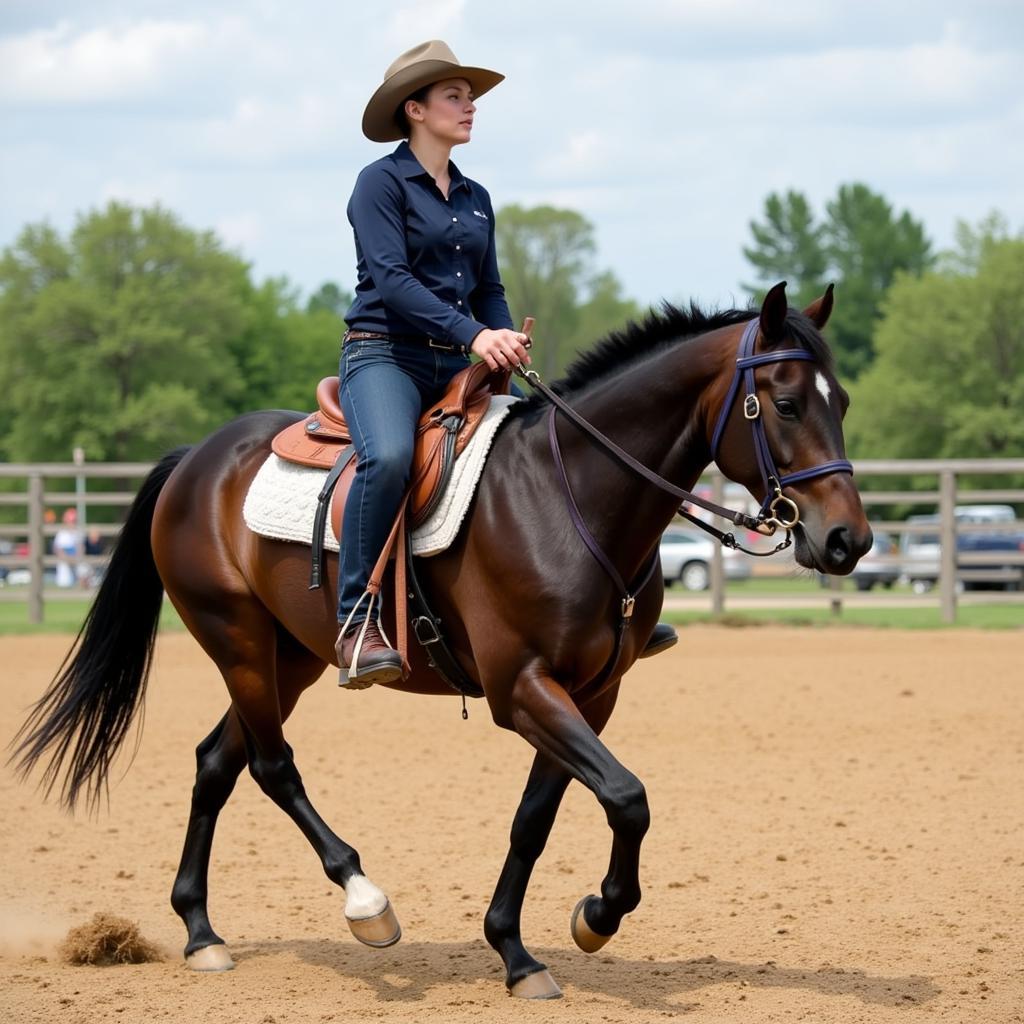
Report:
815,371,831,405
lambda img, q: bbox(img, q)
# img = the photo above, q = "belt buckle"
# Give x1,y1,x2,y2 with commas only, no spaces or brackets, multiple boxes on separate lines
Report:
428,338,455,352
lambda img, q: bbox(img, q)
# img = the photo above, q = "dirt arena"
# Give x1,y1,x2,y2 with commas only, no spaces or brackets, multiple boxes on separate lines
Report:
1,626,1021,1024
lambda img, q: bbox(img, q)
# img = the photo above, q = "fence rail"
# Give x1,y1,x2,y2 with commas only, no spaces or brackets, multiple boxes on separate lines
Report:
1,458,1022,625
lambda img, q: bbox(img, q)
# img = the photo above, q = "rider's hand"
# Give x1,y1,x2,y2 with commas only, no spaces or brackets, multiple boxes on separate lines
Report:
470,329,532,372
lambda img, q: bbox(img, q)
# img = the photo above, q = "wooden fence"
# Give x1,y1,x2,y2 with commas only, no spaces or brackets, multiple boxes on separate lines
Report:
1,458,1022,625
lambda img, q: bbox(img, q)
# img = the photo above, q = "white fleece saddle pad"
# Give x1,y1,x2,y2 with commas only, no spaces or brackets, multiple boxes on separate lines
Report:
243,394,519,558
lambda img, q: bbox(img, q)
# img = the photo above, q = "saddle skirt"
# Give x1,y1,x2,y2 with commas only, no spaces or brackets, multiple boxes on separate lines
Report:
244,393,520,558
271,361,510,532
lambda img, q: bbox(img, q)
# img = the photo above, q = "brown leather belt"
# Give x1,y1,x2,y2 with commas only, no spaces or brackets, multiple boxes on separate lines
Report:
343,329,464,353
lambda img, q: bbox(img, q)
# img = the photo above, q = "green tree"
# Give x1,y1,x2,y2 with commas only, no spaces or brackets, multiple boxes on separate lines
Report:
744,184,932,379
306,281,353,319
742,190,827,308
0,202,252,461
824,184,932,378
939,211,1012,275
495,204,638,378
846,222,1024,460
223,276,347,414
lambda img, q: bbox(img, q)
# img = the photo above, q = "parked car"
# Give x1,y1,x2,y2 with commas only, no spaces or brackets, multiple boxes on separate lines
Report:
848,530,899,591
660,526,752,591
899,505,1023,592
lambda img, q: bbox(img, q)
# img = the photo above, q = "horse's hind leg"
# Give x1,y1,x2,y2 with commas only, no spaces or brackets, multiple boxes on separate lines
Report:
237,718,402,949
171,709,247,970
171,637,323,969
211,608,401,949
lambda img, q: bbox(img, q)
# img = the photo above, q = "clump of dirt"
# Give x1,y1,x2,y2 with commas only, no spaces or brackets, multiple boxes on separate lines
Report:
58,913,162,965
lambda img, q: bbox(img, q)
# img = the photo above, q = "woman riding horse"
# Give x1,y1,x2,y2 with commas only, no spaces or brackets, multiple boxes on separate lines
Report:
336,40,674,684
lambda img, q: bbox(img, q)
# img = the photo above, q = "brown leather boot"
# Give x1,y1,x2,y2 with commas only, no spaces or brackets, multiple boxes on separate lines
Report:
336,619,404,688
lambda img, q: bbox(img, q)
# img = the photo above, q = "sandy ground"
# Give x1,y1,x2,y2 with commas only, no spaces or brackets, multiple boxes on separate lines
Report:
1,626,1022,1024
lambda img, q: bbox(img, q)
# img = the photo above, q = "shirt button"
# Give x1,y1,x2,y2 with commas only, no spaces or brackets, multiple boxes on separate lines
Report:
456,271,462,278
452,216,458,222
457,300,462,306
455,244,461,251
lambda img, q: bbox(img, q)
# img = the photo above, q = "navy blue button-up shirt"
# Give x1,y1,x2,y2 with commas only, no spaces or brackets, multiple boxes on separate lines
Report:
344,141,514,349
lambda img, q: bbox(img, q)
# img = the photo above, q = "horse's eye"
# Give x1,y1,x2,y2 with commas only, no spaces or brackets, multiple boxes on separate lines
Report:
774,399,798,419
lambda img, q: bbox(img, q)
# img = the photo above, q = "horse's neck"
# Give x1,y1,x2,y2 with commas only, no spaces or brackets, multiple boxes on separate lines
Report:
550,332,725,577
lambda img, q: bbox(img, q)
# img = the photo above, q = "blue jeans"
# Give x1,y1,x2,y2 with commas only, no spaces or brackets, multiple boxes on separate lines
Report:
337,338,471,624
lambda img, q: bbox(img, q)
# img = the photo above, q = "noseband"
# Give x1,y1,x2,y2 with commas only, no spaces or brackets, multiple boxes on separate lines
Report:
708,319,853,535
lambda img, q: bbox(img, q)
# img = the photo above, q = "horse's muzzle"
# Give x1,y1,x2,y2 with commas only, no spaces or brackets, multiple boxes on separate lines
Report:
795,521,873,576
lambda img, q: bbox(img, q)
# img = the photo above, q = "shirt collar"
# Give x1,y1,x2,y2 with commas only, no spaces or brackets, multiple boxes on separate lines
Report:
392,141,468,194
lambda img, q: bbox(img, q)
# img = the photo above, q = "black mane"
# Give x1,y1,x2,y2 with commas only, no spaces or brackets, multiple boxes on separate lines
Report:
514,301,834,410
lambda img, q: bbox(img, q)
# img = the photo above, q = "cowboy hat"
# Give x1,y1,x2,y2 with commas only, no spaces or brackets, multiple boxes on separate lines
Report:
362,40,504,143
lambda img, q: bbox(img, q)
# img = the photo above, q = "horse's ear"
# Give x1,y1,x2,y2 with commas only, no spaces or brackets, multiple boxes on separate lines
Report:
759,281,788,342
803,283,834,330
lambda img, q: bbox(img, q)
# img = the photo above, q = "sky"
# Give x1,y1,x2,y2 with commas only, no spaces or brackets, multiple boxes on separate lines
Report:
2,1,1023,316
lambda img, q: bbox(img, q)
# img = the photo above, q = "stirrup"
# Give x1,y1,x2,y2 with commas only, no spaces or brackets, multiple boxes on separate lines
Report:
338,592,402,689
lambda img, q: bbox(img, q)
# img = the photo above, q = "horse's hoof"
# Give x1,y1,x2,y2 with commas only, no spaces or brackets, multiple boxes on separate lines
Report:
346,900,402,947
186,943,235,971
509,968,562,999
571,895,613,953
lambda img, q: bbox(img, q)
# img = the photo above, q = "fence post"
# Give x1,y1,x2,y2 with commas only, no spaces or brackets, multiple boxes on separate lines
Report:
938,469,957,624
829,572,843,617
28,472,45,624
710,473,725,614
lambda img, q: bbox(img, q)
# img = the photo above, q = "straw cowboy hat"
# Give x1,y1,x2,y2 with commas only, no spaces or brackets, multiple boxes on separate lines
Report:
362,40,504,143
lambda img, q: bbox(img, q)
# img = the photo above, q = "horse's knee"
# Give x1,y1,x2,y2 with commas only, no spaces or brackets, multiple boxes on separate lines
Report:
601,776,650,841
248,752,305,804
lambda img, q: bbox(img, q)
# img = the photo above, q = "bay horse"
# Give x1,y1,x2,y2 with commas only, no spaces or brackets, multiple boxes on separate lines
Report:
14,282,870,999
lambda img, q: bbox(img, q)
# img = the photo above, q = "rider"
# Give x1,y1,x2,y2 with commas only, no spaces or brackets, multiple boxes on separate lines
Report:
337,40,676,687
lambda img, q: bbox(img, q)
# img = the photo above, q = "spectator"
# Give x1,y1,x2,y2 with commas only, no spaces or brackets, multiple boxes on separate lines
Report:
53,508,82,588
84,528,105,587
44,507,57,555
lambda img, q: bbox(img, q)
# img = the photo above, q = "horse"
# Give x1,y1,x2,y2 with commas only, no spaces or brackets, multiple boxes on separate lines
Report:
14,281,870,999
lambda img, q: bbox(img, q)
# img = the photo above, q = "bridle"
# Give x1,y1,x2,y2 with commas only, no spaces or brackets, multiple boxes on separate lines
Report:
514,315,855,686
518,317,853,553
704,318,854,539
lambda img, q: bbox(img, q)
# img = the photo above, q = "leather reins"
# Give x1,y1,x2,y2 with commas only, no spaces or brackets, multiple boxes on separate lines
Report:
516,316,855,579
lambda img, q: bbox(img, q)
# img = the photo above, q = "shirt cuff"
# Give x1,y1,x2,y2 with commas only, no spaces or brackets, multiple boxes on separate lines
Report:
450,317,488,352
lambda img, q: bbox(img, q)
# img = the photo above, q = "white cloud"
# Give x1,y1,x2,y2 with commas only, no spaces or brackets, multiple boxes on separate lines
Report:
195,93,349,163
0,18,209,102
384,0,467,48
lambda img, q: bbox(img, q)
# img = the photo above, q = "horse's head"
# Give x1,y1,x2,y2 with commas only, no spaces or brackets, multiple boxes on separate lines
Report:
709,282,871,575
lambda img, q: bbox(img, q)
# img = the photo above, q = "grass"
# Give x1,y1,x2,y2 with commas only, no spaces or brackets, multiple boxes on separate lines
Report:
662,604,1023,630
0,588,1018,635
0,597,185,635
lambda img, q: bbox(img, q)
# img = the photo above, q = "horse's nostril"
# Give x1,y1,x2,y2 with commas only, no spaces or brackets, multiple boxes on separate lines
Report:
826,526,851,564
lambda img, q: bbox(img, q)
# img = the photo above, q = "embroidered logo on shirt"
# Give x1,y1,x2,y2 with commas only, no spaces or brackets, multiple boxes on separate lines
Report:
472,210,488,220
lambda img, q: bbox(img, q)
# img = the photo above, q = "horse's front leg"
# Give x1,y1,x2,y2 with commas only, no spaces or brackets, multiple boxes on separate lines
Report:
498,670,648,994
484,752,572,998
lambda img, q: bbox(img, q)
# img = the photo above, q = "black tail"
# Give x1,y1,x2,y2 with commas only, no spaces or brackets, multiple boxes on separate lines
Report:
10,446,191,811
